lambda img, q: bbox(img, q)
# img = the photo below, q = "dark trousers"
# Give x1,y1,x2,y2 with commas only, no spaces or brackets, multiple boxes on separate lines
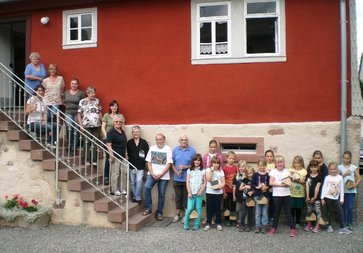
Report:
206,193,223,225
272,196,295,229
240,200,254,227
324,197,345,228
174,182,187,210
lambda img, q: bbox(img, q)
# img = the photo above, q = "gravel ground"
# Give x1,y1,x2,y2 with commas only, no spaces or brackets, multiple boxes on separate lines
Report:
1,190,363,253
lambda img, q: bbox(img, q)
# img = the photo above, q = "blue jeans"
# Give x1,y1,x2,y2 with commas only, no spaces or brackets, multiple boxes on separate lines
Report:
130,169,144,201
184,194,204,229
144,175,168,215
342,193,355,225
47,105,60,123
254,196,269,227
29,122,57,144
65,113,79,152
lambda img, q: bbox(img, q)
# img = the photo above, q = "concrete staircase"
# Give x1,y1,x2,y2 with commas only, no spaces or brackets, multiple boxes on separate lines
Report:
0,112,154,231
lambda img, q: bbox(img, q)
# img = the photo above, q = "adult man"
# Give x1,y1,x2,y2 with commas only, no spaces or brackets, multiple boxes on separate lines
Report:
127,125,149,204
142,133,172,221
172,134,196,222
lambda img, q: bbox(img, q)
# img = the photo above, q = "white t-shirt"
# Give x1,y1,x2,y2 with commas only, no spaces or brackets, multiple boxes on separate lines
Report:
205,168,225,195
145,144,172,180
27,96,45,124
321,174,344,202
270,168,291,197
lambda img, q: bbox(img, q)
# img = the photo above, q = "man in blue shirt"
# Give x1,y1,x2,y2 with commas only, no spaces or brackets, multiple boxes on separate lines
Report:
172,134,196,223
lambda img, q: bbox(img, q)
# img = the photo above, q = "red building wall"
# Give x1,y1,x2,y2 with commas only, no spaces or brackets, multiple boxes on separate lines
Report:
28,0,350,124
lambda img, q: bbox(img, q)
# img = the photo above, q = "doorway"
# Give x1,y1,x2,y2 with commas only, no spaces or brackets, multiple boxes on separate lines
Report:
0,20,26,107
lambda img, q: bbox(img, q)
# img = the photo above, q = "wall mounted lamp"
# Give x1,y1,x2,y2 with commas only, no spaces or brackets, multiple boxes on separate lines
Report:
40,16,50,25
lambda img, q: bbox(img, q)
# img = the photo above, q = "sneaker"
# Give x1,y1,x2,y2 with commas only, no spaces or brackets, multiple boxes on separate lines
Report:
115,190,121,196
347,224,353,231
181,216,184,224
224,220,232,227
312,224,320,233
304,222,313,231
290,228,297,237
327,225,334,233
183,226,190,230
239,226,246,232
268,227,277,235
217,225,223,231
85,161,91,166
246,227,251,232
295,224,301,229
339,227,352,235
173,215,180,223
92,162,97,166
204,225,211,231
192,226,199,231
157,214,164,221
142,209,152,216
255,227,261,234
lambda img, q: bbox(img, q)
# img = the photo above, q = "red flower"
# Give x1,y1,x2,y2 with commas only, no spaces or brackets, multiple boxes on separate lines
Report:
31,199,38,205
13,194,19,199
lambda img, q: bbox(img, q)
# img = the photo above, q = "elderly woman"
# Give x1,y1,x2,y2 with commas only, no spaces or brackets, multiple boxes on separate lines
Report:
101,100,126,185
42,64,65,122
63,78,86,153
24,52,47,95
106,114,127,196
26,84,57,147
77,86,102,166
127,125,149,204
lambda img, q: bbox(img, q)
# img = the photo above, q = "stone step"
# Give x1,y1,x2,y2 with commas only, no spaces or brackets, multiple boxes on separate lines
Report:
58,168,78,181
7,129,30,141
42,158,68,171
30,149,54,161
19,139,42,151
107,201,144,223
0,121,22,131
81,186,108,202
67,175,102,192
94,196,122,213
122,212,155,231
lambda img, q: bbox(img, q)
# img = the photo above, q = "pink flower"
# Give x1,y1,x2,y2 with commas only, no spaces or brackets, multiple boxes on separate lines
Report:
4,194,8,199
31,199,38,205
13,193,19,199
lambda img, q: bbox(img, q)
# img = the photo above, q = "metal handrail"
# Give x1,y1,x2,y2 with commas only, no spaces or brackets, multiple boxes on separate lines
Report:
0,62,132,231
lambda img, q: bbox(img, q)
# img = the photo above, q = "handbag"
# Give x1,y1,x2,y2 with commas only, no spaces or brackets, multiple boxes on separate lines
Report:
345,179,355,189
246,197,255,207
256,196,268,205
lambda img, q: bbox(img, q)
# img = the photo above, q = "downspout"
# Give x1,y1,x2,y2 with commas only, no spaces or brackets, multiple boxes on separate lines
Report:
340,0,347,161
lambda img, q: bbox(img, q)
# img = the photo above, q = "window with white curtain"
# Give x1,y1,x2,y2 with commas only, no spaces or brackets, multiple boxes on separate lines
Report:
191,0,286,64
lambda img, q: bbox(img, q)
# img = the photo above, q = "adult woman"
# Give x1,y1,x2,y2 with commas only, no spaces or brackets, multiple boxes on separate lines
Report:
77,86,102,166
26,84,57,147
63,78,86,153
24,52,47,95
42,64,65,122
106,115,127,195
127,125,149,203
101,100,126,184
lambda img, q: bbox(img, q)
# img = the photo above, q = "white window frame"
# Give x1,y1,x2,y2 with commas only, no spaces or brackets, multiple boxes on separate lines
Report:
191,0,286,65
62,7,97,50
197,2,231,57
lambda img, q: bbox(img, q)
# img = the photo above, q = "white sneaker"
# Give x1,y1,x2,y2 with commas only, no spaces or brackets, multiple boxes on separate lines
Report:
173,215,180,223
115,191,121,196
92,162,97,166
339,227,352,235
327,225,334,233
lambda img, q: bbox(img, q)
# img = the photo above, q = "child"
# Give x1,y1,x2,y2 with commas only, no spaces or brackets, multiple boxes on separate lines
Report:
268,155,297,237
289,155,307,229
321,162,351,234
235,165,255,232
202,140,224,169
184,154,207,230
338,151,361,230
252,157,270,234
305,160,322,233
233,160,247,228
222,151,237,227
265,149,275,225
204,156,225,231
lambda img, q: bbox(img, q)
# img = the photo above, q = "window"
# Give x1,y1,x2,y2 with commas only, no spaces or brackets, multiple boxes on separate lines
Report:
191,0,286,64
62,8,97,49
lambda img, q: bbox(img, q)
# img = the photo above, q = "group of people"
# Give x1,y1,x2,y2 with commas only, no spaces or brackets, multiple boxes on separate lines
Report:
24,52,361,236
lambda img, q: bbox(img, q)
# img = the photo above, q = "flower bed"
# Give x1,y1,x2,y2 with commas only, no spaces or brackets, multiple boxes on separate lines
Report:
0,194,52,228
